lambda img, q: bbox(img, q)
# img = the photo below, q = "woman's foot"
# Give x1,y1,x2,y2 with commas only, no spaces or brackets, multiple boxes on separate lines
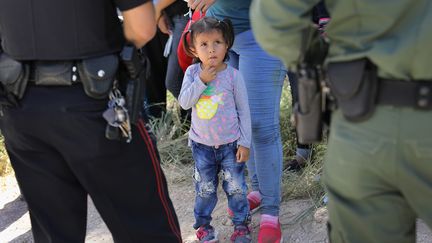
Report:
258,214,283,243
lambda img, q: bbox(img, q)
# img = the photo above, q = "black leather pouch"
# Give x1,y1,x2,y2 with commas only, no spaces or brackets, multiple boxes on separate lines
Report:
78,54,119,99
0,52,30,99
327,59,378,122
34,61,73,86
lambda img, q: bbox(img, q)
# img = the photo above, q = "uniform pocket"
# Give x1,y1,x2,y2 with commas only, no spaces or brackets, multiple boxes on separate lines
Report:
332,121,386,156
323,117,391,200
406,139,432,159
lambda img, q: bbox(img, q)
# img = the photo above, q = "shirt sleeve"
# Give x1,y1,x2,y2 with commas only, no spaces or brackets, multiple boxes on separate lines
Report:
178,65,208,110
233,70,251,149
250,0,321,70
115,0,151,11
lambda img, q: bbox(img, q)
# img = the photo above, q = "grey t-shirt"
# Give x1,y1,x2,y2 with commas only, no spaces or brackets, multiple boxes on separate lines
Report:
178,63,251,148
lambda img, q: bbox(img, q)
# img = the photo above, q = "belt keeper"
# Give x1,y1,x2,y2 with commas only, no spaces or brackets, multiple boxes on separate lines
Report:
71,64,79,83
416,83,432,109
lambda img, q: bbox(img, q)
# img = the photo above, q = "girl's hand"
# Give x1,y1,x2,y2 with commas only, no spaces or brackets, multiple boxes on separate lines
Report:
187,0,216,12
236,146,250,163
199,64,217,83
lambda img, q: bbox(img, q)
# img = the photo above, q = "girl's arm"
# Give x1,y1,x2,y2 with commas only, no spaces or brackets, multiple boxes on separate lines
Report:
233,70,252,149
178,66,208,110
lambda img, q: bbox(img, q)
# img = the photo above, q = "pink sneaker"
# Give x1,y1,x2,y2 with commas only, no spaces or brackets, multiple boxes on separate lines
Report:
257,219,283,243
230,224,252,243
227,191,261,217
196,225,218,243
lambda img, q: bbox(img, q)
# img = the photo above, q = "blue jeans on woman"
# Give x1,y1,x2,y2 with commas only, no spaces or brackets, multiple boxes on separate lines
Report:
191,140,250,228
228,30,287,217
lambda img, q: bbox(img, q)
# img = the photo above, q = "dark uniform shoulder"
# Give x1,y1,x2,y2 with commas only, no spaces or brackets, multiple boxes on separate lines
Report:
0,0,150,60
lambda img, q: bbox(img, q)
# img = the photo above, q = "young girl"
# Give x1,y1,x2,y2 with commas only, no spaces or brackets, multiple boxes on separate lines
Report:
178,17,252,243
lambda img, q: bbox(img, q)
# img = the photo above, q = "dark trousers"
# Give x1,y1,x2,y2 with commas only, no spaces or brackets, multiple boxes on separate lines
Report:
144,30,168,119
0,84,181,243
164,14,188,99
164,14,191,122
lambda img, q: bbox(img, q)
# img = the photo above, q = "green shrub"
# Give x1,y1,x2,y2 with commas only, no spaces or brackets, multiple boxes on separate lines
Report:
279,82,326,205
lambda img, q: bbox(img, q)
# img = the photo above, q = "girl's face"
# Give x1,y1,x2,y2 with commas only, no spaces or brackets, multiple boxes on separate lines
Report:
192,30,228,70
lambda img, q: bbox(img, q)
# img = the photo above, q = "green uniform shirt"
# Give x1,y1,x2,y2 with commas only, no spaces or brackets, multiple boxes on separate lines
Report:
251,0,432,80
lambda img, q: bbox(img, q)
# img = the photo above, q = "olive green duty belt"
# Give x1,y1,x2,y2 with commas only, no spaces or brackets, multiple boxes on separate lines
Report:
378,79,432,110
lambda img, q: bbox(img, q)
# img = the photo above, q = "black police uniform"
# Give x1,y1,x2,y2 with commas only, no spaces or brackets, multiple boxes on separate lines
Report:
0,0,181,242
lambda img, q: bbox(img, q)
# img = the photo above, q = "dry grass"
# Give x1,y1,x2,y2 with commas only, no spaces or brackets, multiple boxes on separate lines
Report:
0,87,328,209
0,135,12,177
155,84,327,206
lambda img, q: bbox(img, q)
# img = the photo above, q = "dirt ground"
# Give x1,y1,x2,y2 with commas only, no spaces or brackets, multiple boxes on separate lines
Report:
1,171,432,243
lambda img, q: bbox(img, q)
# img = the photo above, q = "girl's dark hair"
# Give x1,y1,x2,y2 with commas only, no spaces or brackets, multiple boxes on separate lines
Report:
183,16,235,63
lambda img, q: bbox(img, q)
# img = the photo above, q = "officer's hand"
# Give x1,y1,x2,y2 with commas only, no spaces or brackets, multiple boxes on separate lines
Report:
199,62,217,83
236,146,250,163
187,0,216,12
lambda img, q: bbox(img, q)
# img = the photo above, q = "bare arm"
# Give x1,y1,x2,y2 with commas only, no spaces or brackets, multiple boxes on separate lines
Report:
121,1,157,48
187,0,216,12
154,0,176,21
154,0,177,34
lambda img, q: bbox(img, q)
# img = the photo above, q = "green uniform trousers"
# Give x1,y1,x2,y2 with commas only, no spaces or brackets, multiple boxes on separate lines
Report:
323,106,432,243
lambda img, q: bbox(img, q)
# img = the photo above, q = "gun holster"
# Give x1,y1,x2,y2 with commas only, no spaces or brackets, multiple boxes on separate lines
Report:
120,45,151,125
295,65,325,144
327,59,378,122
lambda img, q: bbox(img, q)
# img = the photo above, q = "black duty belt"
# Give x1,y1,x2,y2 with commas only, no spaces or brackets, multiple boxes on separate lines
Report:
377,79,432,110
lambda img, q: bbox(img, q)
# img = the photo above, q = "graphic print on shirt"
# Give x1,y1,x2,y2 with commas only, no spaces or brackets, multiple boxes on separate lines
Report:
196,85,224,119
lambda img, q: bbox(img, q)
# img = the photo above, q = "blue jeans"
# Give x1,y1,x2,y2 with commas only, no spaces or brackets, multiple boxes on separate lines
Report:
228,30,287,216
191,141,249,228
